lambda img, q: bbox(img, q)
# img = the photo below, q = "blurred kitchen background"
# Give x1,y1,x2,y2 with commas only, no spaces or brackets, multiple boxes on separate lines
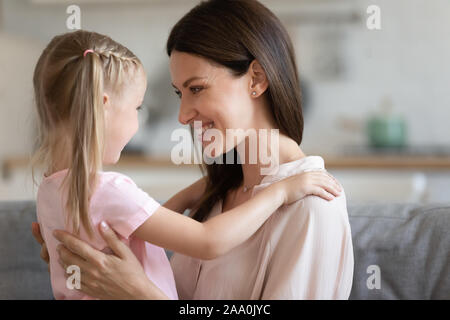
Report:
1,0,450,204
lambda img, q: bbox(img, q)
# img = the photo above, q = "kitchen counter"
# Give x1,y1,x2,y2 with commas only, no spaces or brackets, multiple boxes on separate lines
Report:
2,153,450,203
4,153,450,178
114,154,450,170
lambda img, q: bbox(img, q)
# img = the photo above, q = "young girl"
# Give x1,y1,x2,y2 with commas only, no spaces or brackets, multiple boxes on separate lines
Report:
32,30,341,300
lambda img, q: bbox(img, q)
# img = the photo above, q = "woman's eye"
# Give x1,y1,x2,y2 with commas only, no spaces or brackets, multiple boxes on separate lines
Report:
174,90,182,98
190,87,203,94
136,105,142,111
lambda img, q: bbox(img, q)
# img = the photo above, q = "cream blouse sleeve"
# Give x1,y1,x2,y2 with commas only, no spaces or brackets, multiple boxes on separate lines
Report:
261,194,354,299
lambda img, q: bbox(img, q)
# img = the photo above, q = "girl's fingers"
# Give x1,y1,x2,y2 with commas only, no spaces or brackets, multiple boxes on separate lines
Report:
324,172,342,191
326,185,341,197
309,186,334,201
320,179,342,197
308,171,342,193
296,171,343,201
314,175,342,197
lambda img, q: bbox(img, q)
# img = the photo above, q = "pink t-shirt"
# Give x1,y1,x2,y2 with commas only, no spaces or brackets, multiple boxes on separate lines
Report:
36,169,178,300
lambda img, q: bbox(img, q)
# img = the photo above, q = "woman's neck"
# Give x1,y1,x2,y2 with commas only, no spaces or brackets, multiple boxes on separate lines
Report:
234,96,305,189
237,132,305,190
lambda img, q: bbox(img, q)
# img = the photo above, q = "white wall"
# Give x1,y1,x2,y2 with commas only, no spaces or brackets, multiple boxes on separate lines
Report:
1,0,449,161
290,0,450,153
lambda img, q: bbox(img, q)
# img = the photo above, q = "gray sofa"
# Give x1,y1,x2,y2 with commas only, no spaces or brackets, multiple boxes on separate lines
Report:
0,200,449,299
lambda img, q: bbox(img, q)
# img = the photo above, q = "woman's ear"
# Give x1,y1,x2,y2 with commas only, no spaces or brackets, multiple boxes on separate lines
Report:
248,60,269,98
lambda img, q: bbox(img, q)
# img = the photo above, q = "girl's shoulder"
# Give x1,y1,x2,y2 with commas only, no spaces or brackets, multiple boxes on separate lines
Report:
92,171,143,205
97,171,138,189
93,171,157,208
91,171,161,240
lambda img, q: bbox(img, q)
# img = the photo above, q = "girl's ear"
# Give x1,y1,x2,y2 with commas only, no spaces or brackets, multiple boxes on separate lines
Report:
103,93,109,105
248,60,269,98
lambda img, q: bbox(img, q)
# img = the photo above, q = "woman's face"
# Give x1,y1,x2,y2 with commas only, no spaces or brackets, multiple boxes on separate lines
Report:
170,51,257,156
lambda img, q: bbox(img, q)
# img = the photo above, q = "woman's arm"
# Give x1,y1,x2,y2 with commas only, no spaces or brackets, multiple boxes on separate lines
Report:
132,171,341,260
32,221,168,299
260,193,354,299
162,177,206,213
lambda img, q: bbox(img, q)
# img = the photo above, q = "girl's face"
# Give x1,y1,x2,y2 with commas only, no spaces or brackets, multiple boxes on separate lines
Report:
103,66,147,164
170,51,258,156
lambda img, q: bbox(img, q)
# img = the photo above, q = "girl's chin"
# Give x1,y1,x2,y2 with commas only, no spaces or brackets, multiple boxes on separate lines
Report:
103,153,121,165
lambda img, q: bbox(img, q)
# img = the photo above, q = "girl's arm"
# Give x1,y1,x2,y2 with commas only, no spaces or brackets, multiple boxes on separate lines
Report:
162,177,206,213
132,171,341,260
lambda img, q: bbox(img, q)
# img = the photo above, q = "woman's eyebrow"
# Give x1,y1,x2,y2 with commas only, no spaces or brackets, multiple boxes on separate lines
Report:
172,76,207,89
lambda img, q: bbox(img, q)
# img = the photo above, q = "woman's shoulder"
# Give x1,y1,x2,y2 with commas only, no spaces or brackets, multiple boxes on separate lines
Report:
263,192,351,259
267,188,350,241
282,155,326,175
263,154,349,235
260,155,326,185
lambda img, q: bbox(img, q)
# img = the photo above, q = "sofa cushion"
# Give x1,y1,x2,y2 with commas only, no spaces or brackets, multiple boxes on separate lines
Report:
348,202,450,299
0,200,449,299
0,201,53,299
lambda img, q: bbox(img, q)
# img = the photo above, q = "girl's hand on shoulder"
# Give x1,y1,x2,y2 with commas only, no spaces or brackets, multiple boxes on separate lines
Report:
280,170,343,205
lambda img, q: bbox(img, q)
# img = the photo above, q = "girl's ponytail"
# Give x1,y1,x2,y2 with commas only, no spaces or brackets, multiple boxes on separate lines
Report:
64,51,105,238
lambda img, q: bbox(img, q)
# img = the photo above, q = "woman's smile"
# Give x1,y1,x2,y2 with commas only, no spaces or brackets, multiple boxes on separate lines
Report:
195,121,215,144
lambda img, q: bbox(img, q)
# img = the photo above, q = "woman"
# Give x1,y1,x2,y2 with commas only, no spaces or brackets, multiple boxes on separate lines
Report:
32,0,354,299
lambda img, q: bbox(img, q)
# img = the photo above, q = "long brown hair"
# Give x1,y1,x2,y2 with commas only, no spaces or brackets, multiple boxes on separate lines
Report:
167,0,304,222
32,30,141,238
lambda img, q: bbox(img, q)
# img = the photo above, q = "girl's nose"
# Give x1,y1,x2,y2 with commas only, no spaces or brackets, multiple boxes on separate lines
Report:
178,99,197,125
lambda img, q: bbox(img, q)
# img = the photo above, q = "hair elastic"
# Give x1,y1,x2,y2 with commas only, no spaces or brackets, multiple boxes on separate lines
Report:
83,49,94,57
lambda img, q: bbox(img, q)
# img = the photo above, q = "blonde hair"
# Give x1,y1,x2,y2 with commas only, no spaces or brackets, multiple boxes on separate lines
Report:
32,30,142,238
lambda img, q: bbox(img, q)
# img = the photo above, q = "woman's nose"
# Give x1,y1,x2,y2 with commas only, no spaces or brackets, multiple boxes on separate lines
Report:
178,99,197,125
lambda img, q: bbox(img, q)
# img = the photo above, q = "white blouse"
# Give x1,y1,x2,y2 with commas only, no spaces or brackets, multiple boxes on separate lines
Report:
170,156,354,299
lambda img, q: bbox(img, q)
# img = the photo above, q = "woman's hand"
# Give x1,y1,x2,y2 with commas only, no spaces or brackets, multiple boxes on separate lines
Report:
52,222,169,300
280,170,342,205
31,222,50,272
